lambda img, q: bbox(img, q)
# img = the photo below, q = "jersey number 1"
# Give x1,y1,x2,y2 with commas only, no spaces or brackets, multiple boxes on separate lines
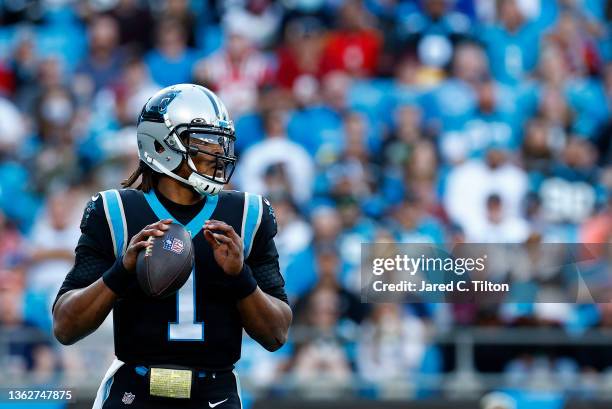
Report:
168,268,204,341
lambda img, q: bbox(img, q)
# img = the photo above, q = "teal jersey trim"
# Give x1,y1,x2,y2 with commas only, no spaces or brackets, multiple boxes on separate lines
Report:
143,189,219,237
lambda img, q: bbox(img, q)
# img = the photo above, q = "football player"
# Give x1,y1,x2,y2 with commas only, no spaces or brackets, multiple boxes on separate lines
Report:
52,84,292,409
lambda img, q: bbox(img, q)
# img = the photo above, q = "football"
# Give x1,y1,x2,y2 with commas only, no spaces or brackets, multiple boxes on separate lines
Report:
136,223,194,298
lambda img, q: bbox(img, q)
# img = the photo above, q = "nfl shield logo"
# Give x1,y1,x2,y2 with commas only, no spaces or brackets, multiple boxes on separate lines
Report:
162,237,184,255
171,238,184,254
122,392,135,404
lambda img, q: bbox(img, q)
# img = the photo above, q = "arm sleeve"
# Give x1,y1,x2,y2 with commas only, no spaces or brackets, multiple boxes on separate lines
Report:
246,197,288,305
52,195,116,311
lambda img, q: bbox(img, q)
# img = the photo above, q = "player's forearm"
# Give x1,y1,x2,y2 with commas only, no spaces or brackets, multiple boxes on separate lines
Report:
237,287,292,352
52,278,117,345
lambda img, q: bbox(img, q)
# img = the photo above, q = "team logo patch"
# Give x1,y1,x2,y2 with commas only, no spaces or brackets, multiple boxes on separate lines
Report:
122,392,135,405
163,237,184,255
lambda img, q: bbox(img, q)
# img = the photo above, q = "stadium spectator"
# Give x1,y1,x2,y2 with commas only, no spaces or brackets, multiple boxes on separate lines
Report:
357,304,427,386
546,10,602,77
320,0,382,77
233,85,294,154
421,42,489,139
25,190,80,324
283,206,342,301
0,211,23,267
10,35,40,110
222,0,283,48
86,57,160,157
318,112,374,199
293,245,368,326
531,137,601,232
108,57,160,125
0,161,39,232
522,119,562,235
193,14,272,116
405,139,439,215
276,17,325,90
0,96,26,154
270,192,313,271
0,60,13,95
464,193,530,243
396,0,471,68
389,193,445,244
537,44,570,90
29,86,79,192
539,86,573,138
288,70,351,161
75,15,123,97
379,104,428,210
334,196,378,290
443,147,528,237
382,104,423,170
81,57,158,172
145,19,200,88
440,76,520,163
109,0,154,52
0,263,57,380
292,287,352,396
479,0,545,85
161,0,198,47
16,56,66,118
238,108,314,205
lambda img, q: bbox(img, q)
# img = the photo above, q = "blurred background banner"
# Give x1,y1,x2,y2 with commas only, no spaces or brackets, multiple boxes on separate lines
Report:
0,0,610,408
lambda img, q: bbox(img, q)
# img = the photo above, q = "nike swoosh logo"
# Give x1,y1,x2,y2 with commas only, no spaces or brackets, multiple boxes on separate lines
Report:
209,398,228,408
91,194,100,201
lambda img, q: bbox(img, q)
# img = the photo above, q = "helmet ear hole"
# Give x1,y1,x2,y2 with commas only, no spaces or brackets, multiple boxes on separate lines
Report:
154,141,165,154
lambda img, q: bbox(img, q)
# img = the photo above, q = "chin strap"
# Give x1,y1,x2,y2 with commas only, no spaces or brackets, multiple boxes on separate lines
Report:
185,155,224,195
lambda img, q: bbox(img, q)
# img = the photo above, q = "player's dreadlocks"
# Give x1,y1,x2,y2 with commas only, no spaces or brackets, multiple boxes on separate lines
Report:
122,161,156,192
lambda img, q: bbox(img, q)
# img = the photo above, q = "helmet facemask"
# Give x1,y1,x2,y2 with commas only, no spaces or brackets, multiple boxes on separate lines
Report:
164,125,237,196
185,132,236,184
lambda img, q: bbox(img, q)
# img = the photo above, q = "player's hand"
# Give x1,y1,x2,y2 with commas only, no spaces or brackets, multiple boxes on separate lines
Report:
203,220,243,275
122,219,174,271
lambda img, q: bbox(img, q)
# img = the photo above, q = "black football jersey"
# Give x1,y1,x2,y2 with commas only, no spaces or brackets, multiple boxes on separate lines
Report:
54,188,287,369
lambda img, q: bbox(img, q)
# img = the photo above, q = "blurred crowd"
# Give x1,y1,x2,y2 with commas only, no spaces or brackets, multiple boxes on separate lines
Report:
0,0,611,402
